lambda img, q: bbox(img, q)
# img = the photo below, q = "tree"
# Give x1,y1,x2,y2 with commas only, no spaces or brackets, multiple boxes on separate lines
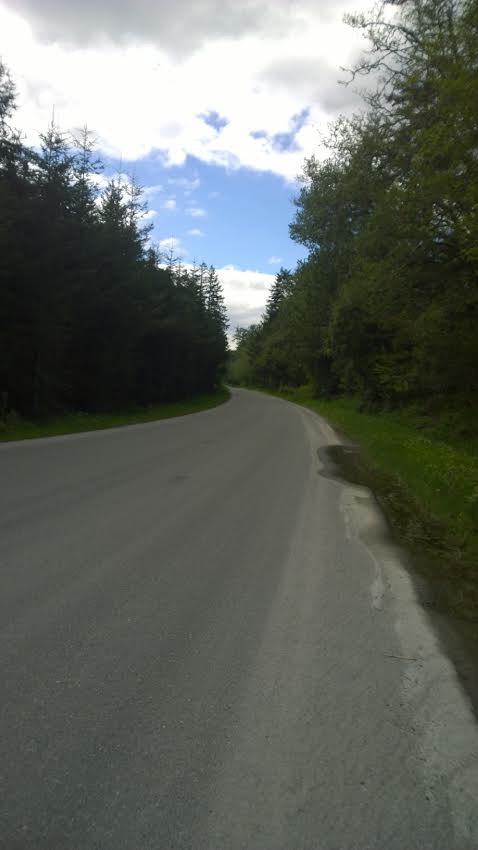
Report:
206,265,228,330
0,62,229,419
234,0,478,409
263,268,294,324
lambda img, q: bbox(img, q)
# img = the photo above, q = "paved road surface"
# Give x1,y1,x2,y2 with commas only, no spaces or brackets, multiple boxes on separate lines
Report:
1,388,477,849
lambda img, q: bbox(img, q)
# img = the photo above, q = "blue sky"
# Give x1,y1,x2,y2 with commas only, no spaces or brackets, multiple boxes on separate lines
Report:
122,155,307,271
0,0,367,331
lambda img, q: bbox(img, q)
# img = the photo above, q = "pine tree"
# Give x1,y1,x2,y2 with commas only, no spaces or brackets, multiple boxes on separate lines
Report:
0,62,229,418
206,265,228,331
263,268,294,324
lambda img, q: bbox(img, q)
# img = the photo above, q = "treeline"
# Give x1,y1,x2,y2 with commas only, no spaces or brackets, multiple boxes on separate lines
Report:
0,63,227,419
232,0,478,412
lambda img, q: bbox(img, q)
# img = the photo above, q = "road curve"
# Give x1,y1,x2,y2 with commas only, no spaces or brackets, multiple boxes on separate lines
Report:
1,388,477,849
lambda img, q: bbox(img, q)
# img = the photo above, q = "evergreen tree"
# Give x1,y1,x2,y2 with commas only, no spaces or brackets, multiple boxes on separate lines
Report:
0,62,228,420
206,265,228,331
263,267,294,325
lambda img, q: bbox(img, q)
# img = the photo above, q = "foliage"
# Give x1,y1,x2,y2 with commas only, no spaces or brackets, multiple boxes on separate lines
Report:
264,386,478,615
0,72,228,418
232,0,478,413
0,388,230,442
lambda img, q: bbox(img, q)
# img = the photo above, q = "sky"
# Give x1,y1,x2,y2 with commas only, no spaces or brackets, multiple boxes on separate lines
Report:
0,0,370,334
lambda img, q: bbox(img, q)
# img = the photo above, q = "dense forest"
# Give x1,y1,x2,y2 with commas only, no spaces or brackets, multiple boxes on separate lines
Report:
231,0,478,417
0,64,228,419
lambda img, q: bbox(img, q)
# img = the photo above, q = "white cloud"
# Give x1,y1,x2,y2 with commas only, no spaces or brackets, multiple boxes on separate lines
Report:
268,255,282,264
158,236,186,256
216,265,274,333
142,208,158,220
150,259,272,332
187,228,204,237
186,207,207,218
153,261,270,335
168,176,200,194
0,1,368,180
162,198,177,210
143,184,163,198
90,172,111,190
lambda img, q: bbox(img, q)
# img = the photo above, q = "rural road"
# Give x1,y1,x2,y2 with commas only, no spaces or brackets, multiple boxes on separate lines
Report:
1,388,477,849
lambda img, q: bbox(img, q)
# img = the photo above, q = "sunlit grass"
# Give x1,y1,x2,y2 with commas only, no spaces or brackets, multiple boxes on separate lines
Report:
269,387,478,565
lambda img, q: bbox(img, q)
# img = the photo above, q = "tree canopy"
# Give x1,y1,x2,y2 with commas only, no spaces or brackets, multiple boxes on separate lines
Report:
0,63,228,418
232,0,478,413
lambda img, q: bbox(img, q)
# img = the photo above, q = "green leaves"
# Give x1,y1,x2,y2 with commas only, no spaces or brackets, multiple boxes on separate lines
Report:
236,0,478,413
0,64,228,418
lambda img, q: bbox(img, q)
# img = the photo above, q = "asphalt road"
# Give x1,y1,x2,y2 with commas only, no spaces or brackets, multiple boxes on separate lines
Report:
1,388,478,850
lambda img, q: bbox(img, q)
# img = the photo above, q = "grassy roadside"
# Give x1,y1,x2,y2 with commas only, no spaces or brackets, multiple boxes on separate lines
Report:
0,387,230,443
264,386,478,618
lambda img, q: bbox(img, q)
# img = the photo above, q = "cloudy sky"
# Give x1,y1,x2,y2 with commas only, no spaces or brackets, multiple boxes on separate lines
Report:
0,0,369,332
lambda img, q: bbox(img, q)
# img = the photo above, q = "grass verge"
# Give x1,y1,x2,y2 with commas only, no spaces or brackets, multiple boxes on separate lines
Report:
0,387,230,443
265,386,478,619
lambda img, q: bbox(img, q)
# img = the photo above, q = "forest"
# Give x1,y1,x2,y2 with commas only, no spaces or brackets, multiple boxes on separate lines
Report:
231,0,478,422
0,64,228,420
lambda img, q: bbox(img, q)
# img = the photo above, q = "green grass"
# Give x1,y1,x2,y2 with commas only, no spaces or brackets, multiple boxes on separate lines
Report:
268,387,478,568
0,387,230,442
